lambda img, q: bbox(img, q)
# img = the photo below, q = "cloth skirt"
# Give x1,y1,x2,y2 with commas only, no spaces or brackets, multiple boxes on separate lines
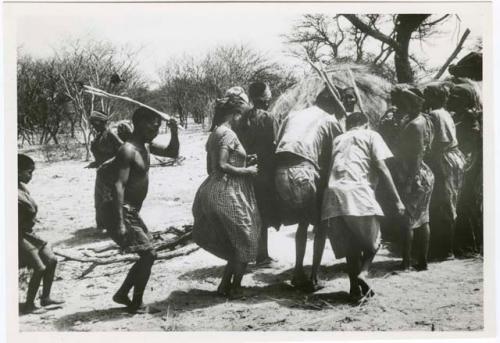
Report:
192,172,261,263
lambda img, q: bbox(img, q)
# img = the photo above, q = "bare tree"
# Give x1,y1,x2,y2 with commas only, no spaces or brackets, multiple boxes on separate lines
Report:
158,44,296,127
17,54,67,145
55,38,143,159
285,14,456,83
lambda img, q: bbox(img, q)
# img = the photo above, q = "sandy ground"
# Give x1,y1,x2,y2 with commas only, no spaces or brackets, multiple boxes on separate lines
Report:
18,124,483,331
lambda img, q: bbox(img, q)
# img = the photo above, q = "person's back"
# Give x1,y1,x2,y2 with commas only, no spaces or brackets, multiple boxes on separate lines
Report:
273,86,345,291
315,112,404,300
429,108,458,153
322,128,391,220
276,106,340,171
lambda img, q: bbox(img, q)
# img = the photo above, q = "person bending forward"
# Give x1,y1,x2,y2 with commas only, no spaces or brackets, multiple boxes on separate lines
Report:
320,113,405,300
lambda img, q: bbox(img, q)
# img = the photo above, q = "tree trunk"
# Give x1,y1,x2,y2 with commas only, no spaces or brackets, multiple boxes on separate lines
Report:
394,14,431,83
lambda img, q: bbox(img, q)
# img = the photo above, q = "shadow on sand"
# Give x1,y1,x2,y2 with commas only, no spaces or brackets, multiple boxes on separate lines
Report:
55,226,110,248
54,307,134,331
148,283,353,315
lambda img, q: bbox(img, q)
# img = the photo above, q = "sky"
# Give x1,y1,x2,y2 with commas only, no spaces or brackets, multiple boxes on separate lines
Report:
14,3,485,85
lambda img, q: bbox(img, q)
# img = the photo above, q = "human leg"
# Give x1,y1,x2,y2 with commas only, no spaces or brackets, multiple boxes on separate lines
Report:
256,226,274,266
292,221,309,286
22,248,46,313
401,225,413,270
217,261,233,296
346,216,379,297
415,223,430,269
346,251,362,299
310,223,326,288
231,260,248,290
129,249,157,311
38,245,64,306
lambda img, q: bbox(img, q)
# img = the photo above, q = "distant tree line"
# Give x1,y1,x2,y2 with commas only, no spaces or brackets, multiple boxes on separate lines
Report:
17,39,295,159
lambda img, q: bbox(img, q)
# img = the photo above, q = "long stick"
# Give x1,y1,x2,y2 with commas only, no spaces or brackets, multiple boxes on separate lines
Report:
55,244,199,266
434,28,471,80
84,85,173,122
302,51,347,117
347,68,365,114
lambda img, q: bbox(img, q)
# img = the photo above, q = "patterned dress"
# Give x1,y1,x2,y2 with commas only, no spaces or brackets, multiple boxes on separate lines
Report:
192,126,261,263
393,114,435,229
428,108,466,221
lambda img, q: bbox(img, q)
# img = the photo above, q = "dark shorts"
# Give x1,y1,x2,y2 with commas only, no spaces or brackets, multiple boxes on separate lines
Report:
275,161,319,226
323,216,381,259
102,203,154,254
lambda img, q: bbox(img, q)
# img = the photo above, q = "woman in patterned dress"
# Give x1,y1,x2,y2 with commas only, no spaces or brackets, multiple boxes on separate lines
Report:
192,92,261,297
391,86,435,270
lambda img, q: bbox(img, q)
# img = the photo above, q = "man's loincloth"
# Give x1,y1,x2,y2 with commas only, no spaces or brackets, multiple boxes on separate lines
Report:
101,203,154,254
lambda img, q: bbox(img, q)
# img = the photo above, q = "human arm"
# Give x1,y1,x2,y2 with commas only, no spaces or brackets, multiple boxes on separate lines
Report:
216,130,258,176
218,147,258,176
403,122,425,184
374,159,405,215
112,146,134,237
150,120,180,158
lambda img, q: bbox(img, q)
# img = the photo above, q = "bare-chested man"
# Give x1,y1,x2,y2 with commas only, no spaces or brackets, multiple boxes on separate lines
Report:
97,107,179,313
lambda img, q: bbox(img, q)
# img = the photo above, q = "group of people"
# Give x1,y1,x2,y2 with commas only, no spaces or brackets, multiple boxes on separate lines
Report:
191,79,482,300
18,76,482,314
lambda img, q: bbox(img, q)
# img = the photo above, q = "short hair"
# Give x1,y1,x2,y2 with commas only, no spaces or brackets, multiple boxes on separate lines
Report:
132,107,160,127
346,112,369,130
18,154,35,171
424,84,448,107
315,86,333,105
248,82,271,101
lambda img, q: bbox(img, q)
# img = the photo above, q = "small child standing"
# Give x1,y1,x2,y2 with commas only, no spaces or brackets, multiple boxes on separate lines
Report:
18,154,64,314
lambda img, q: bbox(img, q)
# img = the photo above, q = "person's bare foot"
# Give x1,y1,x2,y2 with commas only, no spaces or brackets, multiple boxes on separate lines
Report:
413,262,428,271
20,302,47,315
113,293,132,307
228,286,246,300
399,261,414,272
40,297,65,307
357,277,375,298
217,284,231,297
349,284,362,302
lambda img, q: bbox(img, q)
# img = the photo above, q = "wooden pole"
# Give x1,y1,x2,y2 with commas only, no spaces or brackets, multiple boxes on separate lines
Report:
434,28,471,80
302,51,347,117
347,68,365,114
84,85,175,123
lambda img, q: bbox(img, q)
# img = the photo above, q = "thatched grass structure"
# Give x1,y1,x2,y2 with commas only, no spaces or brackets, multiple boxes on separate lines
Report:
270,64,393,128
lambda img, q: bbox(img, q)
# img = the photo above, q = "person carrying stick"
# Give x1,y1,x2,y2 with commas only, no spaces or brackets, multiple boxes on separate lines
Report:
96,107,179,313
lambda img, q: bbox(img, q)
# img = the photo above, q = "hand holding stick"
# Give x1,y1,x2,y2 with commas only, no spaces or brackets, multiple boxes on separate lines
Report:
83,85,183,129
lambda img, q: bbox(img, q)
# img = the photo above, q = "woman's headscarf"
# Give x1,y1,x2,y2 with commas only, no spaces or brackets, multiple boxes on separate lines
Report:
448,83,482,111
210,87,250,131
423,82,449,108
391,84,425,112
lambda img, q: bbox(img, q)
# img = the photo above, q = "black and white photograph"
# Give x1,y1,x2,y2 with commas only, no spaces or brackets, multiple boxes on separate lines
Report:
2,0,494,339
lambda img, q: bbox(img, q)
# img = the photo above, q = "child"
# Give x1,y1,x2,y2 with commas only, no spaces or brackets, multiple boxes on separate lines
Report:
18,154,64,314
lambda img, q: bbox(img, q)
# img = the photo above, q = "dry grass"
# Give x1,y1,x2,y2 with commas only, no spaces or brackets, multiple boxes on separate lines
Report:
271,63,393,128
